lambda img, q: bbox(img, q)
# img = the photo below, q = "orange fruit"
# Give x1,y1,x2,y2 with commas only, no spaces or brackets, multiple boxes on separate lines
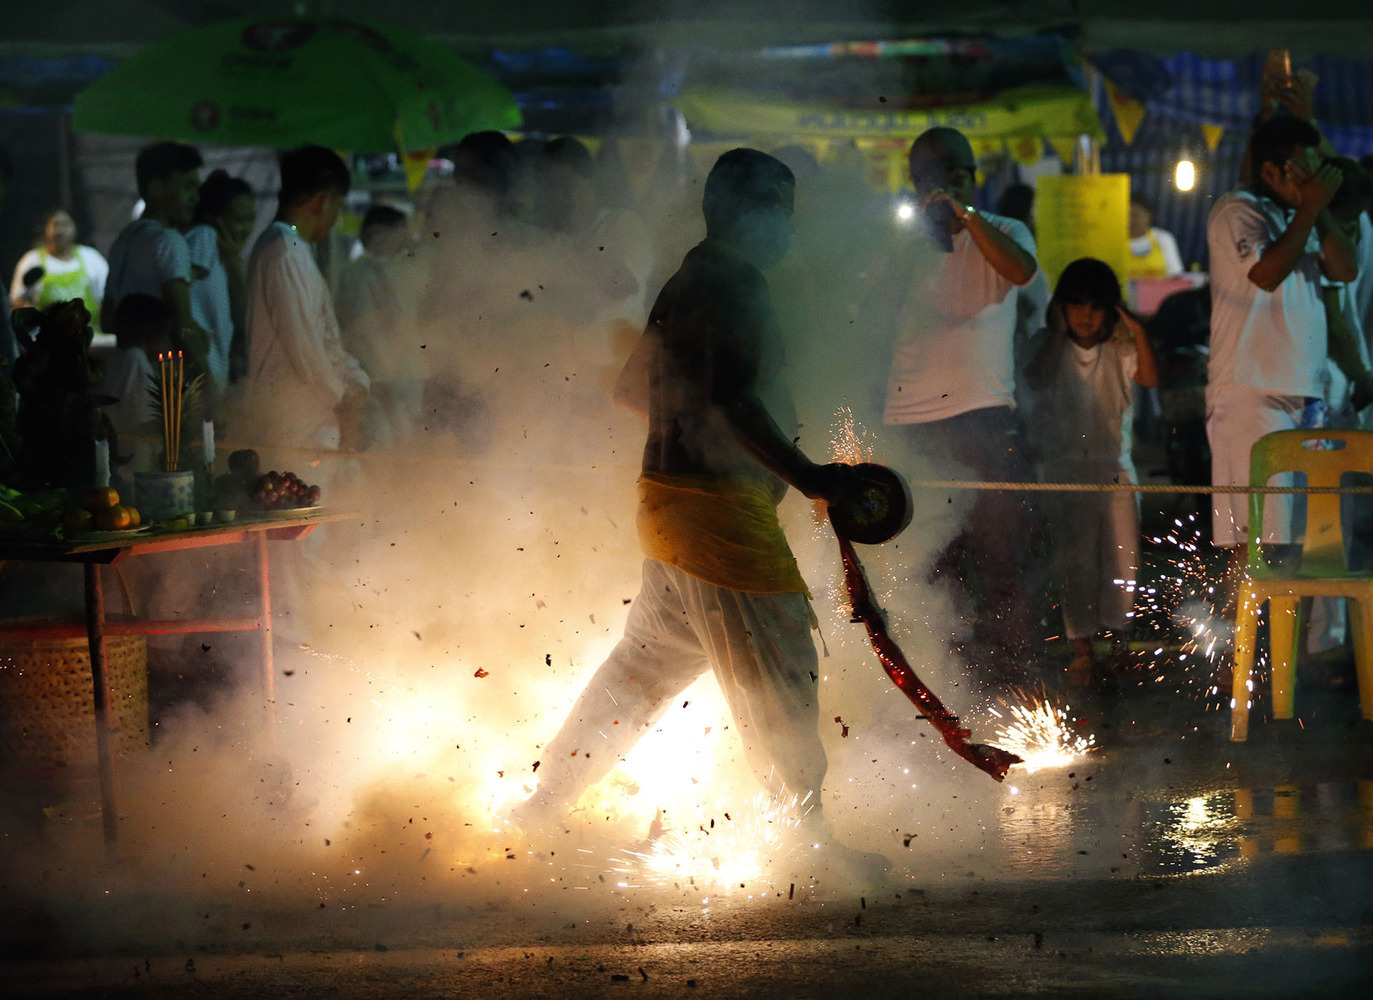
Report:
64,508,95,533
94,505,134,531
126,507,141,528
84,487,120,512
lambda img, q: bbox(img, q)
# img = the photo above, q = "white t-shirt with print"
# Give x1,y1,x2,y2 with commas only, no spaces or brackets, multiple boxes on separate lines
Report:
1354,212,1373,364
884,209,1037,424
1206,189,1326,398
186,224,233,389
10,245,109,308
102,218,192,321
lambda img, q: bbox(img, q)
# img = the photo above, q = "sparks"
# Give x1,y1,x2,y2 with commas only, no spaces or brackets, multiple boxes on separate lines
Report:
988,688,1096,774
1130,513,1249,703
828,405,875,467
608,788,813,892
820,406,895,630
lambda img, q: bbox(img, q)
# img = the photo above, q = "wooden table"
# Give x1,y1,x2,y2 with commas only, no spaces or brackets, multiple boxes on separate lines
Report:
0,510,353,845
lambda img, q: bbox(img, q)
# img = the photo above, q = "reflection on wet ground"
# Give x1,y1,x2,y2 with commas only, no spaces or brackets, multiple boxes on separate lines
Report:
5,635,1373,996
997,759,1373,879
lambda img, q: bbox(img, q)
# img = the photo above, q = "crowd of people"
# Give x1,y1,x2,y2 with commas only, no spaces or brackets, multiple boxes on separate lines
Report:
4,59,1373,862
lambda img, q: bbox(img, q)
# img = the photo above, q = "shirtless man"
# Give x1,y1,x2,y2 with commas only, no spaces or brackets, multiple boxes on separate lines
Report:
515,148,880,874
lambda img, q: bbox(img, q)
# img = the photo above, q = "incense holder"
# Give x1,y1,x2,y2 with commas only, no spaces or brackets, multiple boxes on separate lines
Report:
135,470,195,521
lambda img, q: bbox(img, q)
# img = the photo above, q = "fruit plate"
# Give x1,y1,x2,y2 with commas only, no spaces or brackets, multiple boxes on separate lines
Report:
251,505,323,520
66,525,154,543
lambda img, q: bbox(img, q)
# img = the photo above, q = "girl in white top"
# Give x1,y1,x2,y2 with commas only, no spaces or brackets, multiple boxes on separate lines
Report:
1026,258,1159,685
9,209,109,329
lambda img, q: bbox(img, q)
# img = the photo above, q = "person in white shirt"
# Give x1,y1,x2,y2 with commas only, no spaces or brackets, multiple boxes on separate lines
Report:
1125,195,1185,280
884,126,1041,679
186,170,256,391
1206,116,1356,594
101,142,211,381
336,204,419,447
1025,258,1158,686
10,210,109,329
242,145,367,454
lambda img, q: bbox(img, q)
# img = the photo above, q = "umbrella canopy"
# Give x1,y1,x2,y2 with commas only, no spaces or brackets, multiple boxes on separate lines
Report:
72,16,521,153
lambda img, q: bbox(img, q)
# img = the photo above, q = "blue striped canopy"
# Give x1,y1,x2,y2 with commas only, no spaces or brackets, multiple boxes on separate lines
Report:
1094,49,1373,269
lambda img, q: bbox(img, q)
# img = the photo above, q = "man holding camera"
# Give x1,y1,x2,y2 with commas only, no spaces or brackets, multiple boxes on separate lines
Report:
882,126,1042,681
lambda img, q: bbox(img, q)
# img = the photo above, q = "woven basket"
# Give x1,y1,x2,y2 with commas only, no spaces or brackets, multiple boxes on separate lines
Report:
0,630,149,768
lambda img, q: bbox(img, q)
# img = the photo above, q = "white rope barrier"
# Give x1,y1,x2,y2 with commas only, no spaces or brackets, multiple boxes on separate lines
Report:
906,479,1373,495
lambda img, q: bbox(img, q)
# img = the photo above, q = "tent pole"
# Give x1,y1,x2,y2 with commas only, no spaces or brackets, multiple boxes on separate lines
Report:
1078,65,1102,176
57,109,74,211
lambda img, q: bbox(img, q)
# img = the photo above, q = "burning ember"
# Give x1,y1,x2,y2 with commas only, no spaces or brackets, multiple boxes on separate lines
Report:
829,405,876,466
987,688,1097,774
608,789,813,892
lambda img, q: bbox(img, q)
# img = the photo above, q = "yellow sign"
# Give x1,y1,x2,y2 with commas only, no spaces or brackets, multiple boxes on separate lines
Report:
1034,174,1130,289
674,84,1103,144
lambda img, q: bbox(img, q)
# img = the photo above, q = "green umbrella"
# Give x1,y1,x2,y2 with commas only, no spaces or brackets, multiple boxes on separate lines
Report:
73,16,521,153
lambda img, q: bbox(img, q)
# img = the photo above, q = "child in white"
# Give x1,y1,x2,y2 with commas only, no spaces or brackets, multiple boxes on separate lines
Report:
1026,258,1159,684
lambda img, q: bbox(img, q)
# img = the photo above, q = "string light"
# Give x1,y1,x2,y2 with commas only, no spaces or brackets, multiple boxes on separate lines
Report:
1175,159,1196,192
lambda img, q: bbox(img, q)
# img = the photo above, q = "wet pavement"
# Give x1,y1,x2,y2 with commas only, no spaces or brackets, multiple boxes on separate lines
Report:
5,669,1373,999
5,497,1373,997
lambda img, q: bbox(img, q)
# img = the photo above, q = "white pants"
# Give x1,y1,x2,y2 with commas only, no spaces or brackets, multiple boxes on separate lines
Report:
536,559,827,808
1207,385,1307,547
1046,485,1139,639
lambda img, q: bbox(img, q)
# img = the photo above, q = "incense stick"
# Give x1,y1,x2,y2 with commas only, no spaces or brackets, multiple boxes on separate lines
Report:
173,351,184,471
159,352,172,472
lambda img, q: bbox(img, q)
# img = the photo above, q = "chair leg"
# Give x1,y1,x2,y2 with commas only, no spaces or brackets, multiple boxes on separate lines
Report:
1269,596,1300,719
1231,585,1261,741
1351,598,1373,722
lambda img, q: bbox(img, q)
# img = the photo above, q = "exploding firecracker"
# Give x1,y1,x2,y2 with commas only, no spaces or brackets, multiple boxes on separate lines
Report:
987,687,1097,774
608,789,813,892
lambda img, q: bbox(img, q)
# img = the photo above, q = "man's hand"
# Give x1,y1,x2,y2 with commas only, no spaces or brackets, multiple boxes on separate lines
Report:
1279,69,1318,121
1115,303,1146,338
215,221,246,269
797,461,863,503
1287,157,1342,213
919,188,970,220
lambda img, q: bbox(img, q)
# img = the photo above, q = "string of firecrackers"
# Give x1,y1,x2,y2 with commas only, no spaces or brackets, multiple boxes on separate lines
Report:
906,479,1373,495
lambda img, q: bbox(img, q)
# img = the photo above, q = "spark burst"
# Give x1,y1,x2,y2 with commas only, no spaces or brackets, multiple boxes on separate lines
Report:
829,405,875,466
608,789,813,892
821,407,895,629
987,688,1096,773
1130,513,1250,704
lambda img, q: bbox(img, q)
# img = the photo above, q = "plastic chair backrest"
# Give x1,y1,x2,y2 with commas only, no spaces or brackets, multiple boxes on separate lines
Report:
1247,429,1373,576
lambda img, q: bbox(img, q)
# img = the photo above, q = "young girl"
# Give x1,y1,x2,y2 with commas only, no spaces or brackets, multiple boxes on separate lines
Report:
1026,258,1159,685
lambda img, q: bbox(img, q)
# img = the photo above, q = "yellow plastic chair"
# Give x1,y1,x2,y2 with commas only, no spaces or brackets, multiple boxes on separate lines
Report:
1230,429,1373,741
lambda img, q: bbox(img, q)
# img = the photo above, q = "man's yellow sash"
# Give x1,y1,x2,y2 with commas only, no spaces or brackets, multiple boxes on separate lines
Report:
637,472,808,595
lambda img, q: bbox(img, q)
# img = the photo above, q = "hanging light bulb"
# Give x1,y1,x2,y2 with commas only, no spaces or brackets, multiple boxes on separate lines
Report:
1175,159,1196,192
